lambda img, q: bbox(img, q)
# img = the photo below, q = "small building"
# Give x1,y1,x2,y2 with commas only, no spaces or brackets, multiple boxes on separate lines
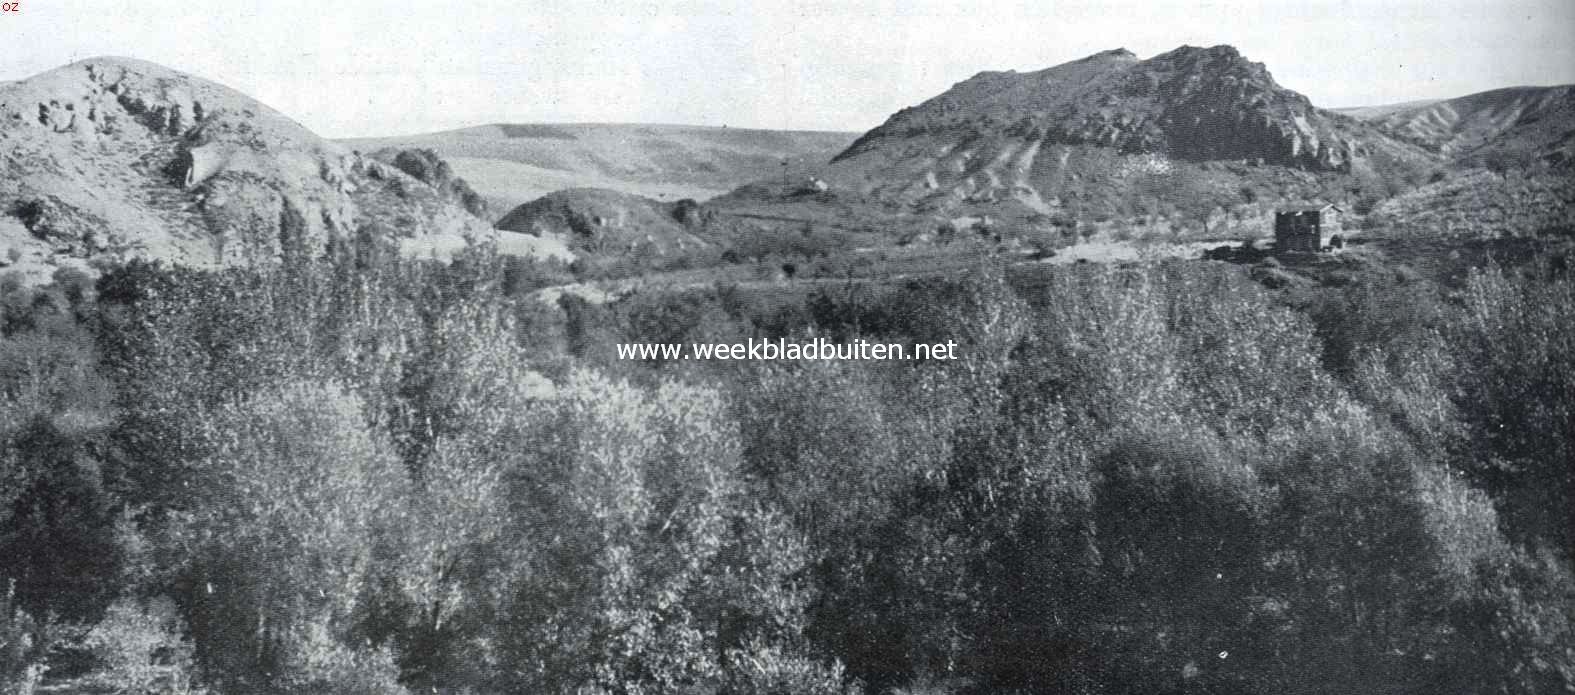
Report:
1274,203,1342,253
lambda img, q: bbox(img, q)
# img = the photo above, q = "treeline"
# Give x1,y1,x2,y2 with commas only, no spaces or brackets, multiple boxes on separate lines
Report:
0,246,1571,694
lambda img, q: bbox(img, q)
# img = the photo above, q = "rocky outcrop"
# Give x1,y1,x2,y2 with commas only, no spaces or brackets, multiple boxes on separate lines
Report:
375,147,490,219
837,45,1383,173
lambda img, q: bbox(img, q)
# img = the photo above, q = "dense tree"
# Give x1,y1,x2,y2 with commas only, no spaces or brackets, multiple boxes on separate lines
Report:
0,242,1570,694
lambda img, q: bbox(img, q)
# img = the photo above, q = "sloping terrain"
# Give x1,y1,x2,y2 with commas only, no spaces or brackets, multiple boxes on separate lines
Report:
818,45,1438,231
0,57,566,284
1341,86,1575,239
340,123,858,216
1366,168,1575,238
1344,85,1575,168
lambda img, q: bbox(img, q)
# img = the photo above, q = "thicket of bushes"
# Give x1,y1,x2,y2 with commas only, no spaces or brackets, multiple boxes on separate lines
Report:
0,244,1571,694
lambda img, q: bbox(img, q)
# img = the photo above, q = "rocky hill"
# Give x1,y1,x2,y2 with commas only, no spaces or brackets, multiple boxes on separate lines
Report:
0,57,566,285
341,123,857,217
822,45,1438,230
495,188,719,272
1343,85,1575,169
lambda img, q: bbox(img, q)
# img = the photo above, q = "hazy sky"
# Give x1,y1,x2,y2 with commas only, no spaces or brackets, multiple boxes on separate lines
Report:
4,0,1572,137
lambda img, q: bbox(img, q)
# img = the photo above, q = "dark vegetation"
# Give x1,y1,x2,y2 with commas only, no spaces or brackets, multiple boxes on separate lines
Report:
1,236,1572,694
375,147,491,219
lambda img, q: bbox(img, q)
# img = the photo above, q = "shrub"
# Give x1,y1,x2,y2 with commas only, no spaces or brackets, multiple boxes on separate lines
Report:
77,596,195,694
496,370,742,692
1444,264,1575,548
282,625,408,695
0,581,49,695
377,302,544,684
725,639,861,695
0,415,124,621
174,381,408,683
1449,549,1575,694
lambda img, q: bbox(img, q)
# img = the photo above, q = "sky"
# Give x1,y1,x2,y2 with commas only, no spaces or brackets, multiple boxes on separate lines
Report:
3,0,1572,138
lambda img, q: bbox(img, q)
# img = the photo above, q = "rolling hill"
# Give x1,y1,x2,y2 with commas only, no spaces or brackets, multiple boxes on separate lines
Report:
340,123,858,217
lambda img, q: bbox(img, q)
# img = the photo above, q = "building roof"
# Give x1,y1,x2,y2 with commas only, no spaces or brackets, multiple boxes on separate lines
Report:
1278,202,1342,213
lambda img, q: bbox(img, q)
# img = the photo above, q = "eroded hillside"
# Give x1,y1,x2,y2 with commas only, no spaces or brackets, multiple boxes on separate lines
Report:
1345,85,1575,168
0,58,566,284
822,45,1438,230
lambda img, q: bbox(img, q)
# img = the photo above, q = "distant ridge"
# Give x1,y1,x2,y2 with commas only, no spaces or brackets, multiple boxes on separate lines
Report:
1342,85,1575,167
340,123,859,218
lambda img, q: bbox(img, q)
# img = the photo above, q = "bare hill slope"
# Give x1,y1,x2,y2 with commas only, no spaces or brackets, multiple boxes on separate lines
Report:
1343,85,1575,168
0,58,566,284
